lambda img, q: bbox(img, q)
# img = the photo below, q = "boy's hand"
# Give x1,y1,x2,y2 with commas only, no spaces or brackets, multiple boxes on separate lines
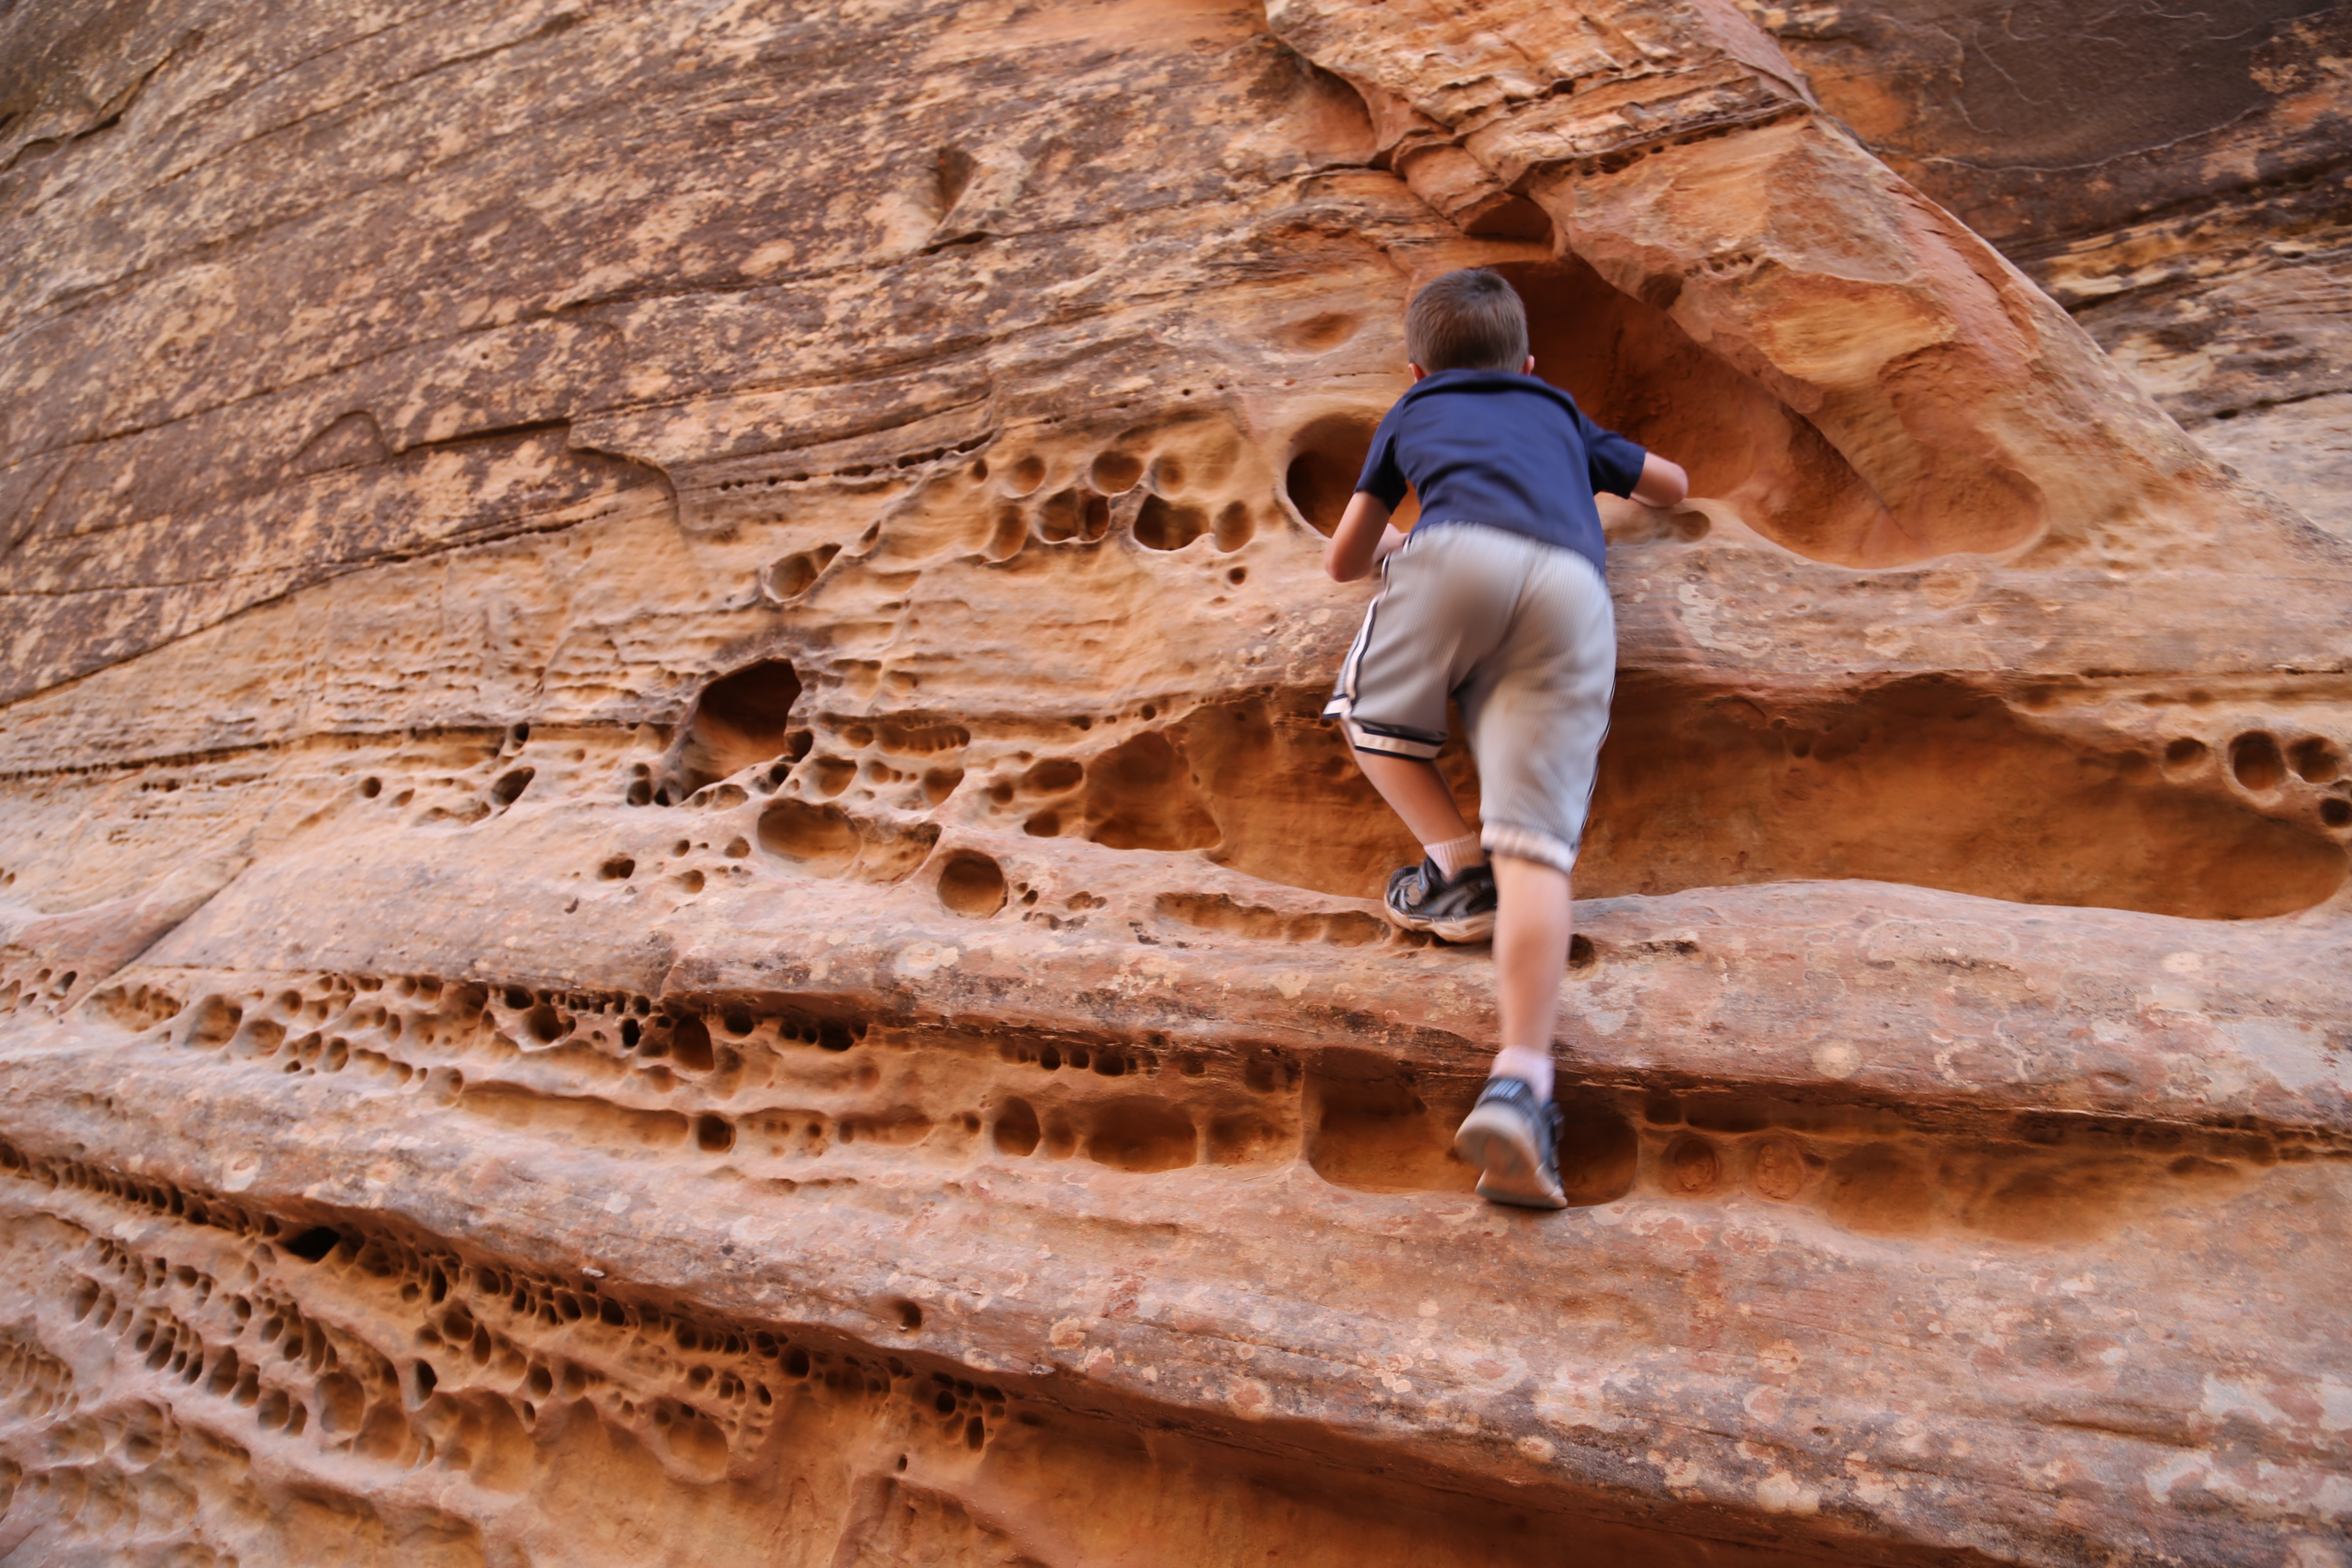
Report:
1323,491,1396,582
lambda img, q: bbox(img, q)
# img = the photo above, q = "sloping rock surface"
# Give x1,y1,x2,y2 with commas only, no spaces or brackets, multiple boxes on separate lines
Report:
1,0,2348,1564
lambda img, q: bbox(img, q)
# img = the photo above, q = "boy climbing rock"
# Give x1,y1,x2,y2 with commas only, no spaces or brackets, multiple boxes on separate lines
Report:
1321,269,1689,1209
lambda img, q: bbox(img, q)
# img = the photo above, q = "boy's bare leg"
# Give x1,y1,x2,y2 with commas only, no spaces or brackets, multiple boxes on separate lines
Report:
1488,856,1571,1101
1351,752,1476,851
1449,854,1574,1207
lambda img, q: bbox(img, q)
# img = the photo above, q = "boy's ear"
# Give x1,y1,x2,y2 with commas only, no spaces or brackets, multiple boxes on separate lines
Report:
1522,355,1536,376
1408,361,1426,382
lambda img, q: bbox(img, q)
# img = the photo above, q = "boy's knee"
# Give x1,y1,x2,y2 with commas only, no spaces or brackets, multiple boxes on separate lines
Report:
1489,854,1572,898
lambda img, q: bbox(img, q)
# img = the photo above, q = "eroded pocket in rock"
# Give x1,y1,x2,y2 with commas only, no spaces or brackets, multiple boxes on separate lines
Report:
756,799,940,882
674,660,802,796
1305,1048,1477,1196
936,851,1006,918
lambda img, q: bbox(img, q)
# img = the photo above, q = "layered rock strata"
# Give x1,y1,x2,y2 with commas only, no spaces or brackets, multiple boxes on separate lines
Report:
1,0,2348,1564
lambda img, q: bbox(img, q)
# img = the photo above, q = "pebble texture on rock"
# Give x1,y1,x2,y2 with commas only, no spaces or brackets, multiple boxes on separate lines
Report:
1,0,2348,1564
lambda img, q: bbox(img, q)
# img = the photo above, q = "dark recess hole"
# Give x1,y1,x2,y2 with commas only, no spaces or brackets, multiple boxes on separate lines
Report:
2324,799,2351,828
2230,731,2286,791
490,767,534,806
893,1299,923,1332
992,1098,1041,1156
1092,450,1145,493
414,1360,437,1399
1135,495,1210,550
679,660,802,794
937,851,1008,917
1023,758,1084,793
818,1021,855,1052
285,1228,342,1264
671,1016,715,1072
1283,414,1378,536
695,1114,735,1152
2289,736,2342,784
763,543,841,601
756,797,858,875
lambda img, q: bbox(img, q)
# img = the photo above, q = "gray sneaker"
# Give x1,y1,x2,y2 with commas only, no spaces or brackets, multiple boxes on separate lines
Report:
1383,857,1498,943
1453,1077,1566,1209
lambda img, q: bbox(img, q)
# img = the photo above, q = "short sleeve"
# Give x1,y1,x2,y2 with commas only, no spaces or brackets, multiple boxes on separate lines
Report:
1579,410,1648,497
1355,404,1411,510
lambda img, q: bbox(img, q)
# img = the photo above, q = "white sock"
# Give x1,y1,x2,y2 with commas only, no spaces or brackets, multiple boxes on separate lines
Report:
1490,1045,1554,1102
1425,832,1485,879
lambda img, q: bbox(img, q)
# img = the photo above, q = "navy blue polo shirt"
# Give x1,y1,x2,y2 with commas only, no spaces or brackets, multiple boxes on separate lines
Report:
1354,369,1648,576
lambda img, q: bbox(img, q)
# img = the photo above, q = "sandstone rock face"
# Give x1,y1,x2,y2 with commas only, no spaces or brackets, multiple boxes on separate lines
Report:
1737,0,2352,536
2,0,2349,1563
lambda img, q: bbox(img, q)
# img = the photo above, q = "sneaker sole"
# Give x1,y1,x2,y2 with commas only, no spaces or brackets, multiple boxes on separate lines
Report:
1380,903,1497,944
1453,1106,1567,1210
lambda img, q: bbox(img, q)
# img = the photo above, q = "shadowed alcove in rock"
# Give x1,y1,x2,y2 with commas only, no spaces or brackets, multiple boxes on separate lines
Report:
1489,256,1920,566
1023,683,2345,919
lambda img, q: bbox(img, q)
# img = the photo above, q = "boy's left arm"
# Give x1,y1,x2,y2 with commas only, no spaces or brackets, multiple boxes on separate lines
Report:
1323,492,1403,582
1628,452,1689,508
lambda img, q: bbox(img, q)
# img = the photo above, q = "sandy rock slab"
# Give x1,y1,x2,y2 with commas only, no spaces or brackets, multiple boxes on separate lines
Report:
3,0,2352,1562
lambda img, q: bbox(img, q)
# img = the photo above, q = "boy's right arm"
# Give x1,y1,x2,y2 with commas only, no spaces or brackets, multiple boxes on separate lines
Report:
1323,491,1401,582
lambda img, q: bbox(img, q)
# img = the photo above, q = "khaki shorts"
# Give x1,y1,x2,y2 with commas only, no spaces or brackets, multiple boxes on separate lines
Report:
1323,523,1615,875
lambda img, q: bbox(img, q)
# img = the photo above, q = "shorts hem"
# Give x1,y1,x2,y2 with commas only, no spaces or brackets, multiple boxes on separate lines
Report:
1327,702,1446,760
1482,822,1579,876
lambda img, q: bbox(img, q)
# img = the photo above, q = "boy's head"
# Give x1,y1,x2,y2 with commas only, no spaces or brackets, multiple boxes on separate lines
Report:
1405,269,1530,374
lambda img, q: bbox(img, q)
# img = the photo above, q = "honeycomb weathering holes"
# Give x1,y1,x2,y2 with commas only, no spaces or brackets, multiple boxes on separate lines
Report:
677,659,802,794
936,851,1007,918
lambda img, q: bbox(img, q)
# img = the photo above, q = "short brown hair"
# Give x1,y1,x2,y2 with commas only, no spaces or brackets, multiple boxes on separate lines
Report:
1405,269,1529,373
